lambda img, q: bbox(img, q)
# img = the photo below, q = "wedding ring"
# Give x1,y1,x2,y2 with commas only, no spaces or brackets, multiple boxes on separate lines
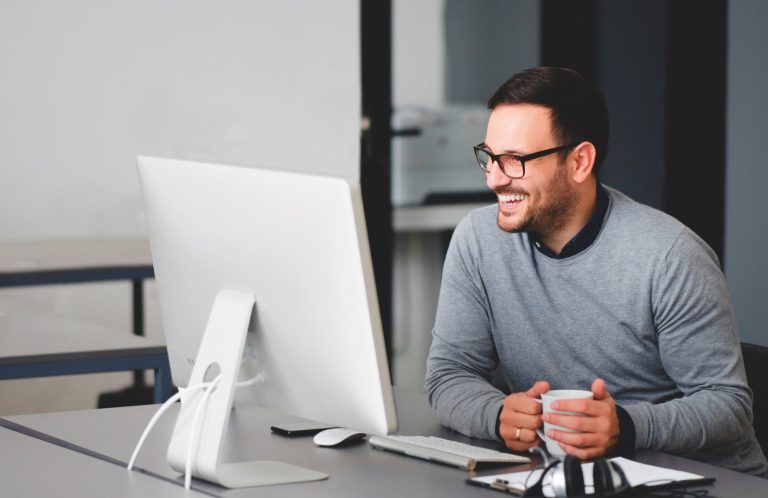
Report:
515,427,521,440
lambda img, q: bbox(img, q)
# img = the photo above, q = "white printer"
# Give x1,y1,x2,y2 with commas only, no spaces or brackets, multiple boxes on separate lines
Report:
391,105,494,207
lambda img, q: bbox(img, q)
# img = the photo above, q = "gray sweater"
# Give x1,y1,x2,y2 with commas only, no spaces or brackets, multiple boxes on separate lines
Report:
425,186,768,476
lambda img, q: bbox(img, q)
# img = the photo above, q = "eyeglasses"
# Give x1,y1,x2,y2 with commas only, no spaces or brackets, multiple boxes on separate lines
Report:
473,143,578,179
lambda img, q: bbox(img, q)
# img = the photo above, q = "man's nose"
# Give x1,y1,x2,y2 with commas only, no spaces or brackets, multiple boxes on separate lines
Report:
486,160,512,190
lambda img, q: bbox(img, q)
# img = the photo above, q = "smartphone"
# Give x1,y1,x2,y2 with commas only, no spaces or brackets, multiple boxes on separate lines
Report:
270,422,337,437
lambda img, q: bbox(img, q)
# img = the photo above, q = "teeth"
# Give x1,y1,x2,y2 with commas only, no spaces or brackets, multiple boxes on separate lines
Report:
499,193,526,202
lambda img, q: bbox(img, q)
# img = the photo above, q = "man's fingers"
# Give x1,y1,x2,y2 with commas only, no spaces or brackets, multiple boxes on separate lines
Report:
502,437,542,452
592,378,610,400
550,398,610,416
542,412,611,433
504,393,543,416
500,425,540,444
500,410,544,431
548,428,615,452
547,428,597,448
525,380,550,398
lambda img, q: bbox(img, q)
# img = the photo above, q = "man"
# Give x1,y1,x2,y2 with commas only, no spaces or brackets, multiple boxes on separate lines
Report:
424,67,768,476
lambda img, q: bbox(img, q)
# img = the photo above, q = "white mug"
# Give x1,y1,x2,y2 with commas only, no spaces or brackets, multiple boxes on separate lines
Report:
533,389,593,457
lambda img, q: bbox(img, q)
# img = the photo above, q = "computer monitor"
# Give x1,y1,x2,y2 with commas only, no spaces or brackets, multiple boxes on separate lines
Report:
137,156,397,487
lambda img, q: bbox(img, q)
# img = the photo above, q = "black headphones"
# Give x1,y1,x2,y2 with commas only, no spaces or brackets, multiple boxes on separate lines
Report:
523,454,630,497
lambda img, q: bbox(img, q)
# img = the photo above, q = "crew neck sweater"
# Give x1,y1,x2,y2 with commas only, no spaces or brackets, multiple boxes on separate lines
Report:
425,186,768,476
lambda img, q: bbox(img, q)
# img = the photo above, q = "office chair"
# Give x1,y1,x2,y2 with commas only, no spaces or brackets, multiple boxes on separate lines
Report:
741,342,768,456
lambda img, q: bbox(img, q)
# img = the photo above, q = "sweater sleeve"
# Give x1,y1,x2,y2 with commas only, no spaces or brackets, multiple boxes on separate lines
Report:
424,216,506,439
623,228,754,454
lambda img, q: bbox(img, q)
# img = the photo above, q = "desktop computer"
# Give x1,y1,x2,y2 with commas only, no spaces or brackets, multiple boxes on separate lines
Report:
137,156,397,487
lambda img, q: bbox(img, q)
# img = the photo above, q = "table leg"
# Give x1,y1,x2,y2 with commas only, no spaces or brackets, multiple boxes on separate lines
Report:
153,356,174,403
132,279,146,386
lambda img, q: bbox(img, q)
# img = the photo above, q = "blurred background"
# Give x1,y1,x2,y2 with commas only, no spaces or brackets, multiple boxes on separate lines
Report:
1,0,766,415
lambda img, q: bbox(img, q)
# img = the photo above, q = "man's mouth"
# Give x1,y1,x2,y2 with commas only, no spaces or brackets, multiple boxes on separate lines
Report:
498,193,527,205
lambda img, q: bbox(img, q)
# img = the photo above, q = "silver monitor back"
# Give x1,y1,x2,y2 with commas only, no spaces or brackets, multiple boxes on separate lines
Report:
137,156,397,435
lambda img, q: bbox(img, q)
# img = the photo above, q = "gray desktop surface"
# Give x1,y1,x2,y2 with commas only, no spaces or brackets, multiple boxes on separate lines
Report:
0,424,206,498
3,389,766,497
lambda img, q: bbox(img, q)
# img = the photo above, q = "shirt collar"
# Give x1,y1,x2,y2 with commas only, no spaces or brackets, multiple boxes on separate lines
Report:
532,184,609,259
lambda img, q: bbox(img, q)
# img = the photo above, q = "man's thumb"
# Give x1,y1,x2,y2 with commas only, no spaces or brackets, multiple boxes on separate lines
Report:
592,378,610,400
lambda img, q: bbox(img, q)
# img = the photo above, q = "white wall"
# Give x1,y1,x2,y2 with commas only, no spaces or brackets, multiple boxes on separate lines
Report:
0,0,360,414
0,0,360,241
725,0,768,347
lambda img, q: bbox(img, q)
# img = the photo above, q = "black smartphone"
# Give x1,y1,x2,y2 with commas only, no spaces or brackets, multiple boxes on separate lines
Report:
270,422,337,437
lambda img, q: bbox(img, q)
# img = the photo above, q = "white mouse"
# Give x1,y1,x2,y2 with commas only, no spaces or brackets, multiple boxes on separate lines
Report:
312,428,367,447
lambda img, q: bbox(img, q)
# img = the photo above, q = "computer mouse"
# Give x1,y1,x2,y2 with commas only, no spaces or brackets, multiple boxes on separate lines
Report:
312,428,367,447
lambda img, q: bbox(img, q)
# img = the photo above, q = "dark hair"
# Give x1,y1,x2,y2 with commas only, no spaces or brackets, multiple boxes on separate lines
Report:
487,67,610,175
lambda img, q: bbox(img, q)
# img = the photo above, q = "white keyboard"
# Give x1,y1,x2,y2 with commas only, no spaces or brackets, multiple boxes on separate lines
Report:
368,435,530,470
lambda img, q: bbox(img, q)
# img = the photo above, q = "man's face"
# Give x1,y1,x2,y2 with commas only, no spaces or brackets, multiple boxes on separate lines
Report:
483,104,578,236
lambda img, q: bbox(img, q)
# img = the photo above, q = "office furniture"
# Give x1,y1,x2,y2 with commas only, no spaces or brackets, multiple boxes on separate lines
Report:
0,298,172,404
0,425,206,498
0,238,153,335
391,203,485,389
390,106,489,207
1,389,764,497
742,342,768,454
0,238,163,404
393,203,486,232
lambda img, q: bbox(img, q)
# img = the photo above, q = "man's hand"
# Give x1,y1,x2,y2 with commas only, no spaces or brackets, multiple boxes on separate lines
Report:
542,378,620,459
498,381,550,451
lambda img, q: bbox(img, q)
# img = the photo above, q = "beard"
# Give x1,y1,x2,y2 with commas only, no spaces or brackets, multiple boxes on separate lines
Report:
496,164,578,236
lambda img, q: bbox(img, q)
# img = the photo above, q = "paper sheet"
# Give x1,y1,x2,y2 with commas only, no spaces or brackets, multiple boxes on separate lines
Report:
471,457,706,495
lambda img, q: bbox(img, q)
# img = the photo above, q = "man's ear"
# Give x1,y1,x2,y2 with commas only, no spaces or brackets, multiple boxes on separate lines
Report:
571,142,596,183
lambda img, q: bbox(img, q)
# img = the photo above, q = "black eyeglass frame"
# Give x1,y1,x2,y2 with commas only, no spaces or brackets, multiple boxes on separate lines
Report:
473,142,579,178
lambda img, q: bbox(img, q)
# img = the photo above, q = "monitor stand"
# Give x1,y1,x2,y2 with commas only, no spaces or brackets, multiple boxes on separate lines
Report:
166,289,328,488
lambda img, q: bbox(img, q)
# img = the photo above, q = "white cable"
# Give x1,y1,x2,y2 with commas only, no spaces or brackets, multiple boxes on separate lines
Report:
127,390,182,470
128,373,248,489
235,375,260,388
184,374,222,490
126,381,215,471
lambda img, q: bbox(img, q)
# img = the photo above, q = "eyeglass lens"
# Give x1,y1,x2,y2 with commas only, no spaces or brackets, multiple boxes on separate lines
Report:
475,149,524,178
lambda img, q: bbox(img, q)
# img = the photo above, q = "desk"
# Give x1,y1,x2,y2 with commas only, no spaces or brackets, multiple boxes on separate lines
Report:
0,425,206,497
0,237,153,334
392,205,490,388
0,238,160,400
393,203,487,232
0,238,153,286
0,298,172,403
2,389,764,497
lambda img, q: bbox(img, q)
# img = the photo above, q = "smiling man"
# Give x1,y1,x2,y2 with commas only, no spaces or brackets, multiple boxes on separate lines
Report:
424,67,768,476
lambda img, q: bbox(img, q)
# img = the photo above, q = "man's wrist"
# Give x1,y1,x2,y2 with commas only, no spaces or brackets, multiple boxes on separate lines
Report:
613,404,636,456
494,406,504,440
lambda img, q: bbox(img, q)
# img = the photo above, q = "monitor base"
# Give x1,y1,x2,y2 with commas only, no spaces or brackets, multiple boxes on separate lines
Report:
211,461,327,488
167,289,327,489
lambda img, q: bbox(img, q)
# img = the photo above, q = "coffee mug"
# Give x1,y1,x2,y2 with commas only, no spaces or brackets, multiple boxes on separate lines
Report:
533,389,593,457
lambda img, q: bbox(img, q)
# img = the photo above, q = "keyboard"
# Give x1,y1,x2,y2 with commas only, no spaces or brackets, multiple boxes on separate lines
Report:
368,435,530,471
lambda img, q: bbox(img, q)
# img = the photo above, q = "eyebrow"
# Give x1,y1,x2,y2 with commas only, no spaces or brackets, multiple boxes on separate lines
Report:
480,143,526,156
